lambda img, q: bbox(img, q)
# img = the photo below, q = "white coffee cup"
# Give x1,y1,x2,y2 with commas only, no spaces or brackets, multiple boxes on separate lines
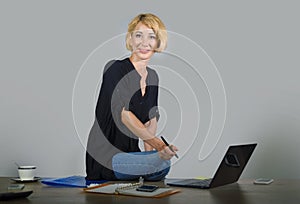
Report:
18,166,36,181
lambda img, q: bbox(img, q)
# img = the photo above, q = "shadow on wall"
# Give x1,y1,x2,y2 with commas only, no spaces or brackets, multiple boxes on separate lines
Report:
250,116,300,179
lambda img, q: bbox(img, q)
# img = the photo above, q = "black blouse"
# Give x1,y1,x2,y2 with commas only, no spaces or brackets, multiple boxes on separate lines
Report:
86,58,160,180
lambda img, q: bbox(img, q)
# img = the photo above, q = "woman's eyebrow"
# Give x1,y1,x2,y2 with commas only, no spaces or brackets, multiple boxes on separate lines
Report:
135,29,155,34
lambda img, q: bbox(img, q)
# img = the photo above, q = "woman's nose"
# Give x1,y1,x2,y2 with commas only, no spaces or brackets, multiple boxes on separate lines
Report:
141,36,150,45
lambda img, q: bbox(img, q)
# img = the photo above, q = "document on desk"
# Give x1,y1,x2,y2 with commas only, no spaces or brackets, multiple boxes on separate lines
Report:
41,175,106,188
83,183,180,198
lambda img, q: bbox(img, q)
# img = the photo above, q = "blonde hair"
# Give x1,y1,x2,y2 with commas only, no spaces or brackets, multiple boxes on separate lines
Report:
126,13,167,52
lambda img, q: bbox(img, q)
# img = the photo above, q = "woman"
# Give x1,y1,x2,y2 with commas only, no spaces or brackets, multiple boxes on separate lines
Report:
86,13,178,181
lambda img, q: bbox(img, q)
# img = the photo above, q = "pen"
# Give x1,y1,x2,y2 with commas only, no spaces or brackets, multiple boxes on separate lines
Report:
160,136,179,158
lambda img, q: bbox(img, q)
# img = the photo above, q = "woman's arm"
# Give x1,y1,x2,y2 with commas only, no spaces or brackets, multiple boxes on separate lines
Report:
121,108,165,151
144,117,158,151
121,108,178,159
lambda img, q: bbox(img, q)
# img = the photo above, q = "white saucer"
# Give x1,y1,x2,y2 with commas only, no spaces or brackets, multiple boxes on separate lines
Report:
11,177,41,182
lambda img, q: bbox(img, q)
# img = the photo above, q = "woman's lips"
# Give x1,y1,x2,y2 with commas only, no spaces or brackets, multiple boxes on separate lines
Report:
139,49,151,54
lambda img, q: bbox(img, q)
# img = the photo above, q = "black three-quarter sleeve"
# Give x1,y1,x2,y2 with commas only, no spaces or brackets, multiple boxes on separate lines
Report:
96,60,131,125
147,68,160,121
95,59,138,141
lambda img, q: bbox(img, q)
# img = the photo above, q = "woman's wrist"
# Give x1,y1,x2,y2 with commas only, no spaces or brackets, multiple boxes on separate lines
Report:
144,137,166,151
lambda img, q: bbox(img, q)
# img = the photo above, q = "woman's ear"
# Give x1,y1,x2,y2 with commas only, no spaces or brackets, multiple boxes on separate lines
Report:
129,35,133,47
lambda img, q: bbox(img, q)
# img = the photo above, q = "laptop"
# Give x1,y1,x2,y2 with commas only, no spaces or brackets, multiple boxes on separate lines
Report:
166,143,257,189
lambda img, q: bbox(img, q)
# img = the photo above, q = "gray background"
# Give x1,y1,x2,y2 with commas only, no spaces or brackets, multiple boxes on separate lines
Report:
1,0,299,179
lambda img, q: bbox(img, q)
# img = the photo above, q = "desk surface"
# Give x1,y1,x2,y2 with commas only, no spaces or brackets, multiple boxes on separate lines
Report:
1,177,300,204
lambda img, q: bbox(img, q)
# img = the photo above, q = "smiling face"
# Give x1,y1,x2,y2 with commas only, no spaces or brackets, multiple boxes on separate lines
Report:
129,22,158,61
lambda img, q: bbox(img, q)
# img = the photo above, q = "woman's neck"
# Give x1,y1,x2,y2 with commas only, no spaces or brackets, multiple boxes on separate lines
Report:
129,56,148,76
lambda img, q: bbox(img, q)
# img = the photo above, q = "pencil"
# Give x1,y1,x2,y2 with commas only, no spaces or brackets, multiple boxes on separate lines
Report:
160,136,179,158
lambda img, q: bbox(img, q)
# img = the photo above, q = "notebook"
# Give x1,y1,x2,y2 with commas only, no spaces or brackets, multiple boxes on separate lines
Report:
84,182,180,198
166,143,257,189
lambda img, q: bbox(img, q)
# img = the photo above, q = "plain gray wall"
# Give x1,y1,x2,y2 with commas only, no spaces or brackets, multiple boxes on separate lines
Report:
1,0,300,179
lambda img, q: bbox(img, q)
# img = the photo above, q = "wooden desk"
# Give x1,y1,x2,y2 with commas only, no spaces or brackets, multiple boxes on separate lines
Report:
1,177,300,204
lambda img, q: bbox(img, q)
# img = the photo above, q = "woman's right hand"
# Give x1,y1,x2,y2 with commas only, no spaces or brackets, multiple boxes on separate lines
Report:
158,145,178,160
144,137,179,160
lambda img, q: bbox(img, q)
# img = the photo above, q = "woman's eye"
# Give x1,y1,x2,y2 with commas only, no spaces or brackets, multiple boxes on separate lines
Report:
135,34,142,38
150,35,156,39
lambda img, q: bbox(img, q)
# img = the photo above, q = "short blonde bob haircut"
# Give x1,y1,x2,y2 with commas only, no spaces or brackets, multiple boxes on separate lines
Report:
126,13,167,52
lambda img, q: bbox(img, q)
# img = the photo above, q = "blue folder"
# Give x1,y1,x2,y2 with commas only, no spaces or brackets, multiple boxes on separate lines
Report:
41,175,107,188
